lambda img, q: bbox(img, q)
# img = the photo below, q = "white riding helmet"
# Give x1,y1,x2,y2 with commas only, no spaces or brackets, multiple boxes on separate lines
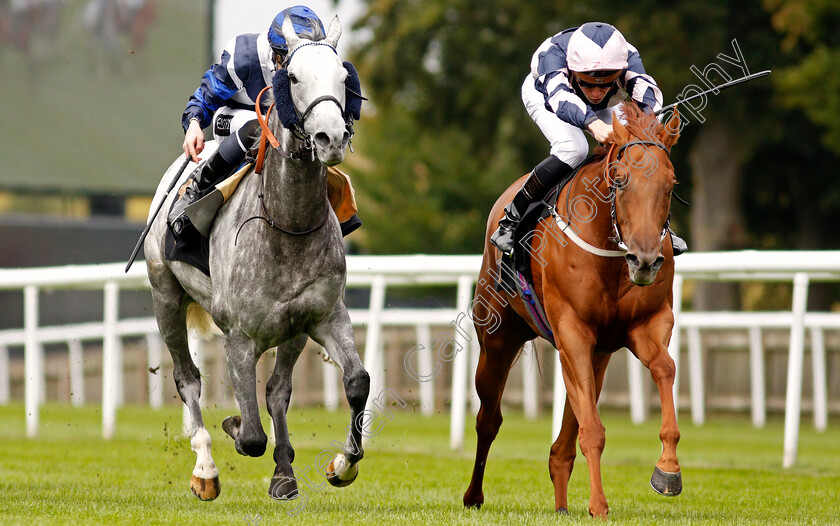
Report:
567,22,629,73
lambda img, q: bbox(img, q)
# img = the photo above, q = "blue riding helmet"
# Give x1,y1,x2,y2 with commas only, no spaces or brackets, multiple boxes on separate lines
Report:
268,5,326,53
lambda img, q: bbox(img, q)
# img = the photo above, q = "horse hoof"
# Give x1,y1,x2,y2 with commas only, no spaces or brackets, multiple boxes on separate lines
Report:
463,491,484,509
326,453,359,488
650,466,682,496
190,475,221,501
222,415,241,440
268,476,299,501
556,507,569,515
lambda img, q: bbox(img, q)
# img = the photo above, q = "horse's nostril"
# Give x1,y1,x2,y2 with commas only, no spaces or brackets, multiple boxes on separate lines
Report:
342,131,350,149
313,132,331,149
652,256,665,271
625,254,639,267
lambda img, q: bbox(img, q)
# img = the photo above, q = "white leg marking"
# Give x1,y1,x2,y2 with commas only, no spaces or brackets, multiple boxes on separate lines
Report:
330,453,359,481
191,427,220,479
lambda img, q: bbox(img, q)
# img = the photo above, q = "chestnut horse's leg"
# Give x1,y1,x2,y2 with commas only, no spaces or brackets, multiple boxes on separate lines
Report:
628,313,682,496
463,329,529,509
549,352,611,514
554,323,609,519
549,396,577,514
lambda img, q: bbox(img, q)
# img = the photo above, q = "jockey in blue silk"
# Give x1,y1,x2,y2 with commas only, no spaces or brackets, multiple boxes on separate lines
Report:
491,22,686,256
169,5,361,240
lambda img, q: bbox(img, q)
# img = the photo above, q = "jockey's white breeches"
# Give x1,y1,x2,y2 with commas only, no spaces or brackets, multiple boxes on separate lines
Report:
212,107,257,146
521,76,622,168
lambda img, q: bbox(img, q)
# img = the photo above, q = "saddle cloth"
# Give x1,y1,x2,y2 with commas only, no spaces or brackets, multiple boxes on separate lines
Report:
495,155,598,346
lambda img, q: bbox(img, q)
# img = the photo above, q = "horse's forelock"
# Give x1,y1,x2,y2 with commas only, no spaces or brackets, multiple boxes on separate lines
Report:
620,102,666,142
589,103,661,161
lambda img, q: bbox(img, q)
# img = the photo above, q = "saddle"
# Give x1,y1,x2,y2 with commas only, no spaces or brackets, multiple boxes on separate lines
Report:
165,164,359,276
495,155,598,346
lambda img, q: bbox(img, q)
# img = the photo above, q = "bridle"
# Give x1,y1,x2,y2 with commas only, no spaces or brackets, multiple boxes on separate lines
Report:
607,140,673,251
238,42,346,240
255,42,346,164
549,139,673,258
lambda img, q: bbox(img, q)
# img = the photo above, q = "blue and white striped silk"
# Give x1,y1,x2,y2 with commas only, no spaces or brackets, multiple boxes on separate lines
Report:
529,27,662,129
182,32,276,131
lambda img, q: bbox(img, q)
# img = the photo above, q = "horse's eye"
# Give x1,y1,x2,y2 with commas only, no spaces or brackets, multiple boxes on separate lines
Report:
288,73,298,84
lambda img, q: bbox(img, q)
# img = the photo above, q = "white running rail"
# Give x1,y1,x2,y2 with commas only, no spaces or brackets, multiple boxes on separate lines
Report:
1,251,838,467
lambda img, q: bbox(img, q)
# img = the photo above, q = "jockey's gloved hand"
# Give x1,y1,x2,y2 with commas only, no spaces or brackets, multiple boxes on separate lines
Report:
587,119,615,144
184,119,205,163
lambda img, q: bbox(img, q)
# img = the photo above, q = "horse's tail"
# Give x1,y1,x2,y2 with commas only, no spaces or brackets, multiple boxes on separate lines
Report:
187,303,222,340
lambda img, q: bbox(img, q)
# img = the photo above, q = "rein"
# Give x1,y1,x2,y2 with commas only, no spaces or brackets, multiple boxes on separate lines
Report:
234,180,329,245
254,86,313,167
253,89,345,170
242,89,332,241
242,43,347,241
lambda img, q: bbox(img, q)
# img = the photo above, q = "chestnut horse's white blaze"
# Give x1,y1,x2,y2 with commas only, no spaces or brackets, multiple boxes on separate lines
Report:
144,14,369,502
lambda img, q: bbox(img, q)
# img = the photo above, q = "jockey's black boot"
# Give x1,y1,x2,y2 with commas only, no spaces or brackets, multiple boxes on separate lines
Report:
168,150,238,240
669,228,687,256
168,121,261,239
490,156,573,255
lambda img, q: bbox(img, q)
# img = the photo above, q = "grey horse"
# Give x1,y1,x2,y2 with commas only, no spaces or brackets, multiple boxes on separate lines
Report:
143,15,369,501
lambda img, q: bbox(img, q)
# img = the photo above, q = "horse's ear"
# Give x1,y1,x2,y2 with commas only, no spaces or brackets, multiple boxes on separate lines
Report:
281,16,301,52
325,15,342,48
613,116,630,144
659,106,681,148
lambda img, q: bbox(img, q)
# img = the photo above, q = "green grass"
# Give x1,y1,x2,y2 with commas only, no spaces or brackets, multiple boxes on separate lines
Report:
1,403,839,525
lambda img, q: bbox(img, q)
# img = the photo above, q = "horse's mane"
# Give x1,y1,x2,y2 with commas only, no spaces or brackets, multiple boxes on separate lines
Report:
591,101,675,159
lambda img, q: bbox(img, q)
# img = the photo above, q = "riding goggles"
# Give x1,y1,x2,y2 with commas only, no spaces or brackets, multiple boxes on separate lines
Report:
573,70,622,88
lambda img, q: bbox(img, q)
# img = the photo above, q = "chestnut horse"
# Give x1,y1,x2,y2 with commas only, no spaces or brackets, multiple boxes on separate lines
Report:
464,103,682,518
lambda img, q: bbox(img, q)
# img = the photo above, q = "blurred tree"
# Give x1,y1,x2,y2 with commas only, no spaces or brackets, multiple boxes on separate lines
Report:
347,0,840,313
766,0,840,154
349,0,608,253
754,0,840,308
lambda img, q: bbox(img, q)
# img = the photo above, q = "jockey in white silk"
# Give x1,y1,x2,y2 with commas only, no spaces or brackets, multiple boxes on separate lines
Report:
491,22,685,257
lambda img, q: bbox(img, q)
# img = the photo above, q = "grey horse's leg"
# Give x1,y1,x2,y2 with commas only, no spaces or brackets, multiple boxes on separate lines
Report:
221,329,268,457
148,265,220,500
310,302,370,486
265,335,307,500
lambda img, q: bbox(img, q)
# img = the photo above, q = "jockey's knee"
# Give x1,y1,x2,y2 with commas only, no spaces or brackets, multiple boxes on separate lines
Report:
551,143,588,168
217,119,259,166
239,118,261,146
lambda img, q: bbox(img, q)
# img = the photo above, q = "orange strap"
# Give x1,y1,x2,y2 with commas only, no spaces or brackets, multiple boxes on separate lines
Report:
254,86,279,174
